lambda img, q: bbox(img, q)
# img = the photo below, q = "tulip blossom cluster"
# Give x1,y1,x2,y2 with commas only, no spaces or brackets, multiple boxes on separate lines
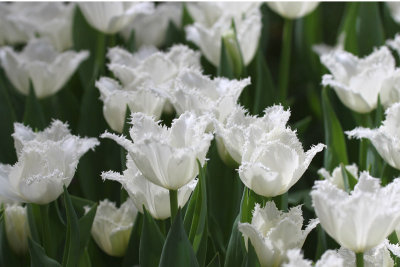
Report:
2,2,400,267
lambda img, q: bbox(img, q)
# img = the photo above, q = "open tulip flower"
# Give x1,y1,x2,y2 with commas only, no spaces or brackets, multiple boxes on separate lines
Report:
215,104,290,166
346,103,400,170
320,46,395,113
238,202,319,267
238,122,325,197
98,45,201,132
89,199,138,257
0,38,88,98
311,172,400,253
0,120,99,204
102,155,198,220
102,112,213,190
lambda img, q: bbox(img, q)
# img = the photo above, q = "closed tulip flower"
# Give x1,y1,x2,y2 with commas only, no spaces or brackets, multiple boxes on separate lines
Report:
267,2,319,19
102,155,197,220
4,204,30,255
238,202,319,267
185,2,262,66
102,112,213,190
0,120,99,204
99,45,201,132
239,127,325,197
311,172,400,252
90,199,137,257
320,46,395,113
0,38,88,98
78,2,154,34
346,103,400,170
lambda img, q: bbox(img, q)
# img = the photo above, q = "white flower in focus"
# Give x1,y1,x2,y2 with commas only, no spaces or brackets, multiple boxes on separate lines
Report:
185,2,262,66
100,45,201,132
121,3,182,47
0,39,88,98
346,103,400,170
267,2,319,19
4,204,30,255
311,172,400,252
102,112,213,190
78,2,154,34
282,249,312,267
164,69,250,124
238,202,319,267
102,155,197,220
215,105,290,165
0,120,99,204
239,127,325,197
320,46,395,113
0,3,75,50
90,199,137,257
318,164,358,191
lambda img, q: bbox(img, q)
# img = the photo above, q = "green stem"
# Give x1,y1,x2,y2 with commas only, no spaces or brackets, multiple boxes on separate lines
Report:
278,18,293,105
356,252,364,267
39,204,53,257
169,189,178,222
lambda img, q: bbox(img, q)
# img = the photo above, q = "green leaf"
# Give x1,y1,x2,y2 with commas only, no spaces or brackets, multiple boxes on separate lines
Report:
218,38,235,79
27,204,41,243
224,215,244,267
159,209,199,267
374,96,384,128
62,187,81,267
23,82,46,130
184,161,208,266
126,30,136,53
122,213,143,267
164,20,185,48
139,208,165,267
338,2,359,54
243,240,260,267
340,164,358,193
207,253,220,267
321,87,348,170
240,188,263,224
357,2,385,56
78,204,97,257
78,249,91,267
251,48,275,114
0,77,17,164
29,238,62,267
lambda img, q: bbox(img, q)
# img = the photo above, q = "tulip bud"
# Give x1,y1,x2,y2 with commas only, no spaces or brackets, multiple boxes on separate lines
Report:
4,204,30,255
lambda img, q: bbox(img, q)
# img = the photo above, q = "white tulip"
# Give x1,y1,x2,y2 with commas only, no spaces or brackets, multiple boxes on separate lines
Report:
102,155,197,220
78,2,154,34
0,120,99,204
89,199,137,257
311,172,400,252
215,104,290,165
320,46,395,113
346,103,400,170
121,3,182,47
0,38,88,99
267,2,319,19
4,204,30,255
185,2,262,66
163,69,250,124
102,112,213,190
239,127,325,197
0,3,74,50
238,202,319,267
318,164,358,191
100,45,201,132
284,243,393,267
